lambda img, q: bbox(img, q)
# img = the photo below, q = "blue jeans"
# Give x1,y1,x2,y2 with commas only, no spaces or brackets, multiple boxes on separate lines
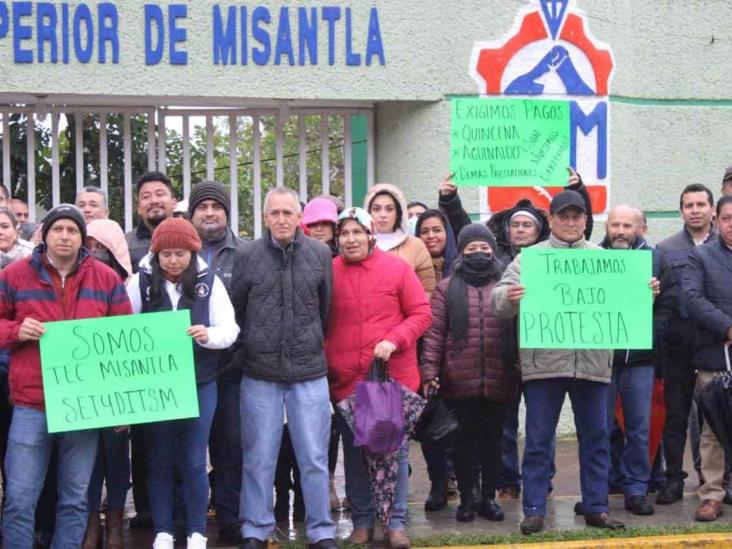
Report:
209,375,242,526
144,382,217,536
87,428,130,511
523,378,610,516
2,406,98,549
240,375,335,543
335,411,409,531
607,365,654,497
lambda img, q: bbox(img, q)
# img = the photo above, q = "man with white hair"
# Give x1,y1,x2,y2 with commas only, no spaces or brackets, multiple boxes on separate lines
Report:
231,187,337,549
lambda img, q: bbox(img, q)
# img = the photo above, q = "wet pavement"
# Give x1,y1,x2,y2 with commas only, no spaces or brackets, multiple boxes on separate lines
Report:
105,439,732,547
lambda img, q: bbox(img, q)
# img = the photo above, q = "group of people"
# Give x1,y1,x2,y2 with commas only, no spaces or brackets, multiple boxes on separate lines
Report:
0,165,730,548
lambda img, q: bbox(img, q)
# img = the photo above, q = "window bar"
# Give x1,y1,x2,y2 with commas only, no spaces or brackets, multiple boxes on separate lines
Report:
275,111,284,188
344,114,353,208
298,115,307,202
182,115,191,197
99,113,108,200
206,115,214,181
253,116,262,238
320,114,329,195
147,110,157,171
123,113,133,232
51,113,61,206
157,113,167,174
2,113,10,197
26,113,36,221
228,114,238,233
75,113,84,193
367,110,375,188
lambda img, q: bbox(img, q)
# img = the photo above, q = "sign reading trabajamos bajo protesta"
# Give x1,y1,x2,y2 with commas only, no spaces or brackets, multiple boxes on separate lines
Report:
519,248,652,350
40,310,198,433
451,97,570,187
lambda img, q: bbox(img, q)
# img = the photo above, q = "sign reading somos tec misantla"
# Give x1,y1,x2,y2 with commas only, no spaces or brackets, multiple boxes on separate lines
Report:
39,310,198,433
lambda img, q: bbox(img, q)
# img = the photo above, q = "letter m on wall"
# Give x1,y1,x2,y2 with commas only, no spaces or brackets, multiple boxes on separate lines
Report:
570,101,607,179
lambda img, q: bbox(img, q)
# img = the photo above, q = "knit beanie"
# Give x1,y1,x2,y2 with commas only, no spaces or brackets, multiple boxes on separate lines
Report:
457,223,497,254
188,181,230,219
42,204,86,243
150,217,202,253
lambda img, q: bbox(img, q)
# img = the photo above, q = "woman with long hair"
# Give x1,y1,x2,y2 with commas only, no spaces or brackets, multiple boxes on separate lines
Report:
126,218,239,549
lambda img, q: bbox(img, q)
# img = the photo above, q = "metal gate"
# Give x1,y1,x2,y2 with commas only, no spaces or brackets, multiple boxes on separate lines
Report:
0,104,374,238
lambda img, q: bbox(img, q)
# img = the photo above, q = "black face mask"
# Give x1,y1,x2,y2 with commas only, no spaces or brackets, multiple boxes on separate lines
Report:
90,248,112,266
462,251,494,270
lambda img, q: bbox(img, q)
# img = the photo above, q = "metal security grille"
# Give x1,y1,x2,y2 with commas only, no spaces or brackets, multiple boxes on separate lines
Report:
0,104,374,238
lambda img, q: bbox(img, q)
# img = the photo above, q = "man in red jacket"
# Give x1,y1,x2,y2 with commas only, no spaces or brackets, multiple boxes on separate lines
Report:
0,204,131,549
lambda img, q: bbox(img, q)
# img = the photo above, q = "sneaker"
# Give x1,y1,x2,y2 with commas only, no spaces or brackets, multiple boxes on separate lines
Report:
152,532,175,549
187,533,207,549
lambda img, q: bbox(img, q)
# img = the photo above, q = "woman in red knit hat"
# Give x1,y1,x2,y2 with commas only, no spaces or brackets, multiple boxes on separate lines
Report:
126,217,240,549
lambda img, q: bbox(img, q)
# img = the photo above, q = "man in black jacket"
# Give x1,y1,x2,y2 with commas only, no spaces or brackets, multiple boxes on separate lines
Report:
232,187,336,549
683,195,732,522
656,184,716,505
600,205,673,516
189,180,244,544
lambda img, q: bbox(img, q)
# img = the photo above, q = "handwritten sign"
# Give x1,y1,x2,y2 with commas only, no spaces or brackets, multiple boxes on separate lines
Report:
40,310,199,433
519,248,652,350
451,97,571,187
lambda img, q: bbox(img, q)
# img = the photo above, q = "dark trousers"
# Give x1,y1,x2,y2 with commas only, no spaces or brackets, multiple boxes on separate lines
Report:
523,378,610,516
275,426,303,508
130,425,150,517
328,423,339,475
209,375,243,526
498,392,522,490
662,362,696,481
451,399,506,502
421,442,449,483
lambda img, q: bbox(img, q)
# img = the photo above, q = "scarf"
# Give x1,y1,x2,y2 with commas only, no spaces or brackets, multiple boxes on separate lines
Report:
446,252,502,347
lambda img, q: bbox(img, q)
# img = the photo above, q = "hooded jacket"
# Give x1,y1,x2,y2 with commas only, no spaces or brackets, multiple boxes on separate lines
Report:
326,248,432,402
87,219,133,281
364,183,436,295
0,246,132,409
487,199,551,265
491,235,613,383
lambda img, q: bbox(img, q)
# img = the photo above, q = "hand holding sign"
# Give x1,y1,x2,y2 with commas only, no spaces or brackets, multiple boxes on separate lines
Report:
507,285,526,304
439,174,457,196
187,325,209,345
19,317,46,341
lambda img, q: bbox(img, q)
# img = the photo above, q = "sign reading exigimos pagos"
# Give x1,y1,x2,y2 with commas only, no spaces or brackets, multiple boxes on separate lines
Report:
454,0,613,215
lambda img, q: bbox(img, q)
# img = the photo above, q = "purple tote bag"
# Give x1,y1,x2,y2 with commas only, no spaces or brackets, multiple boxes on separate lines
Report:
353,359,405,455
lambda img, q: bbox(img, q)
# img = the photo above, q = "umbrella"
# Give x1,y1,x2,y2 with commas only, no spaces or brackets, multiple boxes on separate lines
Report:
615,378,666,464
337,384,425,530
697,342,732,456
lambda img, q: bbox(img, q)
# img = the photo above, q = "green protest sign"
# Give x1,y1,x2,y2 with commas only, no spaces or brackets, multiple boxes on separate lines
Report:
450,97,571,187
519,248,653,350
39,310,199,433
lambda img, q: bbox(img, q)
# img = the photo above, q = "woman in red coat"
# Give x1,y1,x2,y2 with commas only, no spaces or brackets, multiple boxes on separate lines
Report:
421,223,519,523
326,207,432,549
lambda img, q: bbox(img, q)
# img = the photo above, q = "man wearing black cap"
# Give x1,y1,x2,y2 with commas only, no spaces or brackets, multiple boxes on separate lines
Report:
188,180,244,544
0,204,131,548
492,190,625,535
125,171,177,273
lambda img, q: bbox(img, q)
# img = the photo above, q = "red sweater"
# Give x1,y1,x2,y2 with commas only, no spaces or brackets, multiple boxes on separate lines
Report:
326,248,432,402
0,247,132,410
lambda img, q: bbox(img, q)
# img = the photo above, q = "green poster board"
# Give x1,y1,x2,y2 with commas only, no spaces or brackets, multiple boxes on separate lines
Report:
519,248,653,350
40,310,199,433
450,97,571,187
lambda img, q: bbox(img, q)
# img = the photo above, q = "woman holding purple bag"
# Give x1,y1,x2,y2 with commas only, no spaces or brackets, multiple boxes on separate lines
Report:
325,208,431,549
